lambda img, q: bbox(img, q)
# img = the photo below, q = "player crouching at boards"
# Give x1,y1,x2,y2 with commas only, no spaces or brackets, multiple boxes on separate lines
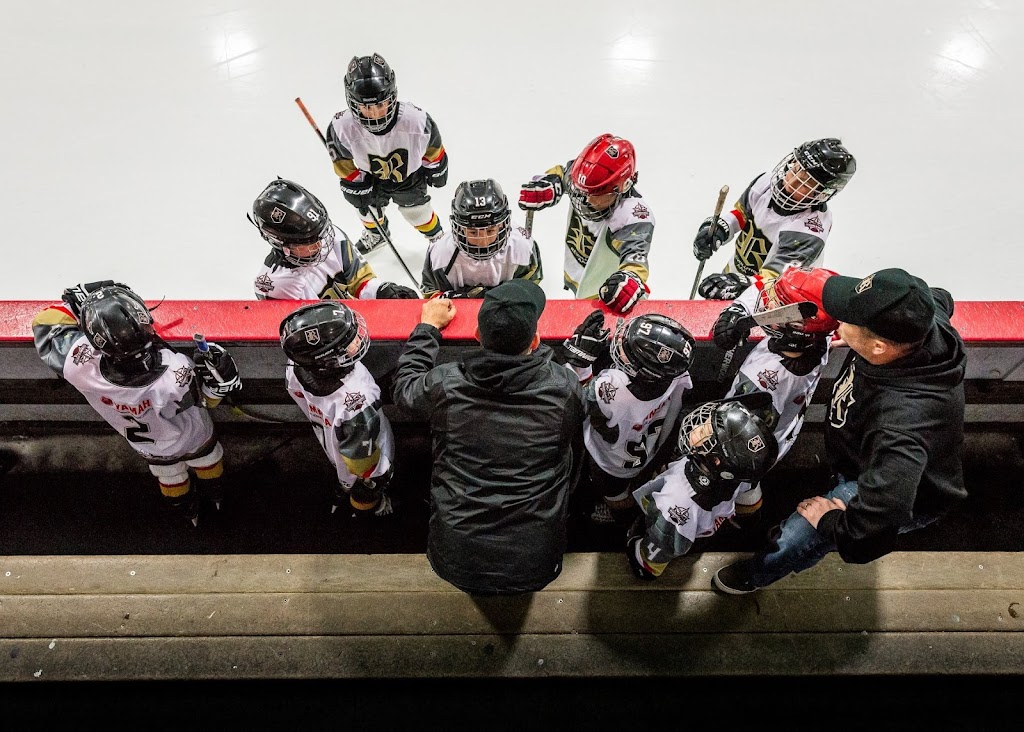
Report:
279,302,395,517
695,138,856,301
32,283,241,527
519,134,653,314
421,179,542,299
712,266,840,519
627,396,778,580
250,178,418,301
563,310,695,526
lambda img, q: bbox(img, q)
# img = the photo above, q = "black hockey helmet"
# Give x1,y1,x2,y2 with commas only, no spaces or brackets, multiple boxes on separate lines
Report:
280,302,369,372
344,53,398,134
250,179,335,266
79,286,158,373
610,314,695,381
770,138,856,213
450,179,512,260
678,396,779,484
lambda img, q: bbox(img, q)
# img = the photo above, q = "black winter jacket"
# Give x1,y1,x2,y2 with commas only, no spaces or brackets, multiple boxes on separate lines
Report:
393,324,586,594
817,288,967,563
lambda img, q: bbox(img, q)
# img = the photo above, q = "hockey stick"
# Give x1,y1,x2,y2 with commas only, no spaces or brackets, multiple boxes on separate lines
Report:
523,210,535,239
689,184,730,299
293,97,420,290
715,301,818,386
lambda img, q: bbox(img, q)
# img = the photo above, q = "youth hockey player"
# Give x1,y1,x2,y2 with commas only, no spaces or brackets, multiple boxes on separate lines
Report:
421,179,542,299
279,301,395,517
626,396,778,580
519,134,653,314
711,266,840,518
694,138,856,300
250,178,418,300
563,310,696,524
32,283,241,526
326,53,448,254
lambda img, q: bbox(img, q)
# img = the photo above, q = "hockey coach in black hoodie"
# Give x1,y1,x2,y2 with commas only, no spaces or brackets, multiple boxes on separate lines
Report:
394,280,586,595
714,268,967,594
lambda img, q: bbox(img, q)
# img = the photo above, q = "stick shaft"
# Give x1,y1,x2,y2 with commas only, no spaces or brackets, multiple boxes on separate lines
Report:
690,185,730,299
524,210,535,239
295,97,327,147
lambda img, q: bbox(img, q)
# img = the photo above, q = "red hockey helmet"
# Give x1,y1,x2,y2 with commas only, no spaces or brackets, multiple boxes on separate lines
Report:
756,266,840,344
567,134,637,221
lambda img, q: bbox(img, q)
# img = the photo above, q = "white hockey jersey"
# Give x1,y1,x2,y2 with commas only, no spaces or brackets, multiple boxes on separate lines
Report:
326,103,445,186
285,362,394,487
254,225,378,301
420,226,542,297
61,335,214,461
723,172,832,278
583,368,692,479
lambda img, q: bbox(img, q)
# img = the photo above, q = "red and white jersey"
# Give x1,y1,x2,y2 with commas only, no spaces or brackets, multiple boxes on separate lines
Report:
285,362,394,487
724,173,832,278
583,368,692,479
420,226,543,297
326,103,442,185
633,459,741,545
61,336,214,460
254,226,378,301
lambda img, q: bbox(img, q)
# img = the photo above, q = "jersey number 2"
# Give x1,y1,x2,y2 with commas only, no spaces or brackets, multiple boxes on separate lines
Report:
123,416,155,444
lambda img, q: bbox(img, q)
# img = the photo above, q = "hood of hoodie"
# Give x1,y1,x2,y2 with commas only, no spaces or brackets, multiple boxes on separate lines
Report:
858,310,966,393
460,344,554,394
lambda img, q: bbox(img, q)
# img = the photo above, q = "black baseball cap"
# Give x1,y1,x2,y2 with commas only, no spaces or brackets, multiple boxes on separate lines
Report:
477,279,546,355
822,268,936,344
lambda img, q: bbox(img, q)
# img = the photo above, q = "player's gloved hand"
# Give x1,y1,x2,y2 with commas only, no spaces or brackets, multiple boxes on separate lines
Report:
518,174,563,211
195,343,242,401
712,303,752,350
376,282,420,299
439,286,486,299
692,216,731,261
340,176,376,211
599,270,649,314
423,154,449,188
698,272,751,300
61,281,129,319
563,310,610,368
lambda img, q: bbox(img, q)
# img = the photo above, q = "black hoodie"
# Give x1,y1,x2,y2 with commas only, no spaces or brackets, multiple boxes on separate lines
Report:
817,288,967,563
393,323,585,594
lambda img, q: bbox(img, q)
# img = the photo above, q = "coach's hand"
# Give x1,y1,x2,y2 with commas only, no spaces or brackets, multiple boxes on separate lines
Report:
421,298,456,331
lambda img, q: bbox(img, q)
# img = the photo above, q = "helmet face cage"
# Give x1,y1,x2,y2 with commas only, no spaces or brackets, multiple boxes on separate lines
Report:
345,55,398,134
281,306,370,371
567,177,619,222
610,317,639,378
769,152,833,213
451,209,511,260
279,224,335,267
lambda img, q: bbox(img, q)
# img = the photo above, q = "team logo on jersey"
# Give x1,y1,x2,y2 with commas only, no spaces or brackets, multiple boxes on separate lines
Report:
71,343,96,365
855,274,874,294
735,223,769,276
305,328,321,345
173,365,193,387
632,202,650,220
747,435,767,452
830,361,856,428
270,207,287,224
255,274,274,294
566,216,595,266
804,215,825,233
657,346,673,364
757,368,780,391
667,505,690,527
369,149,409,183
343,391,366,411
517,227,530,238
597,381,618,404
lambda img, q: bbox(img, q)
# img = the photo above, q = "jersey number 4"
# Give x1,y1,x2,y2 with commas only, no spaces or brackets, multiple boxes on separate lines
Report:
623,417,665,470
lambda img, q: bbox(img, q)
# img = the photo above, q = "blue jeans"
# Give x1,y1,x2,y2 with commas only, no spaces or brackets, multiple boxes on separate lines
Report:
748,475,938,588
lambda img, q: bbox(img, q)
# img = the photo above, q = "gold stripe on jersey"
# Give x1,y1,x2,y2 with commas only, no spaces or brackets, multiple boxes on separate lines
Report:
423,144,445,163
545,164,566,178
341,448,381,479
333,158,359,180
32,307,77,328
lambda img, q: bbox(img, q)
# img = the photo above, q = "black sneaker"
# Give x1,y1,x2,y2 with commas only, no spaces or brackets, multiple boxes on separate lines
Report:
712,560,760,595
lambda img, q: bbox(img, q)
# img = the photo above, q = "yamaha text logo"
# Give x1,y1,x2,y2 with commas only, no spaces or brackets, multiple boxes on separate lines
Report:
305,328,321,346
271,207,286,224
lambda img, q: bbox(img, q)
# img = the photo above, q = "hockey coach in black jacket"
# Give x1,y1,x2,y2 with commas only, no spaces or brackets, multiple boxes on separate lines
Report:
714,267,967,594
394,280,586,595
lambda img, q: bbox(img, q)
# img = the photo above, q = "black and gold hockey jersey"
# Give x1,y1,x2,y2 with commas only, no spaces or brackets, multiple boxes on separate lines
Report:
254,225,378,300
420,226,542,298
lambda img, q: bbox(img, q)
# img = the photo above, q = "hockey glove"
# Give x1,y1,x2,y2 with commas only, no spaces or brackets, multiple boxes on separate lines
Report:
692,216,731,261
340,176,376,211
194,343,242,402
712,303,752,351
697,272,751,301
563,310,610,368
599,270,649,314
376,282,420,299
61,280,129,319
518,174,563,211
439,286,487,299
423,154,449,188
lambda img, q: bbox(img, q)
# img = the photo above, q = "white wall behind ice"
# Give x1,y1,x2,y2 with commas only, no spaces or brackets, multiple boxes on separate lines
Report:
1,0,1020,301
